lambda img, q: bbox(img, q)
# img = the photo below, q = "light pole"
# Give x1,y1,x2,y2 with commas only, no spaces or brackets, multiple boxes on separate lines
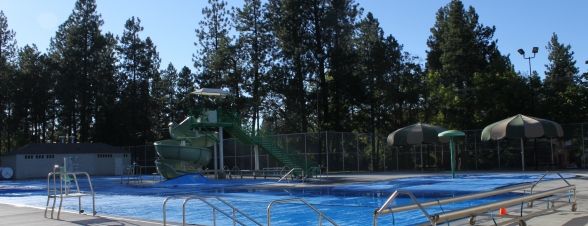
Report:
517,47,539,169
517,47,539,76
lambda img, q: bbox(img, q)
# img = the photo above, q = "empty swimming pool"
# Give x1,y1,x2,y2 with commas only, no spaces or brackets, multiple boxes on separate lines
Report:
0,173,573,225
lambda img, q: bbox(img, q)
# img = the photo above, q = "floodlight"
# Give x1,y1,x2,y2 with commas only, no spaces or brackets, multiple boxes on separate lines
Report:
532,47,539,54
517,49,525,55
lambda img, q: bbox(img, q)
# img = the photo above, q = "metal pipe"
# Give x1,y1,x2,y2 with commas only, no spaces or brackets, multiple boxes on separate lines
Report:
432,185,575,224
267,198,338,226
378,183,532,215
214,197,262,226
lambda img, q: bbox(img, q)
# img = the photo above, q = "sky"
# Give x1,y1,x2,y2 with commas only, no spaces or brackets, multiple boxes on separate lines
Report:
1,0,587,77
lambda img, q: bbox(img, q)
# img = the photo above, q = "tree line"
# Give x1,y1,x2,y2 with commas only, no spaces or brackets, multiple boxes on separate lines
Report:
0,0,586,152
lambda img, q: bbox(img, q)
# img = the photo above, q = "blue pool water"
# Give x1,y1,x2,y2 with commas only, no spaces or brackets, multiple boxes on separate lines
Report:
0,173,573,225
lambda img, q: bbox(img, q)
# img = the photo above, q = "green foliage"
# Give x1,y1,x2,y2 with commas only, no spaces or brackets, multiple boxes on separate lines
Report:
115,17,161,144
425,0,513,129
543,33,582,123
1,0,588,155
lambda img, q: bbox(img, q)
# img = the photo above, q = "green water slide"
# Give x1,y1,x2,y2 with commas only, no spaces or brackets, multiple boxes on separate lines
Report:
155,110,318,179
215,112,319,177
154,116,217,179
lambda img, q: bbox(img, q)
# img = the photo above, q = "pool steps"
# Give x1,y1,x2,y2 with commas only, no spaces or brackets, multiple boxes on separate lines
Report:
44,167,96,220
163,196,339,226
372,172,577,226
267,198,339,226
163,196,264,226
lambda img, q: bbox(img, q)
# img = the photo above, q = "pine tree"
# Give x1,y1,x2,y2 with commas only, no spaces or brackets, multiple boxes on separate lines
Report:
177,66,196,119
116,17,160,144
234,0,273,134
160,63,179,124
0,10,17,152
425,0,511,128
15,45,52,144
266,0,312,133
48,0,114,142
194,0,233,89
544,33,582,122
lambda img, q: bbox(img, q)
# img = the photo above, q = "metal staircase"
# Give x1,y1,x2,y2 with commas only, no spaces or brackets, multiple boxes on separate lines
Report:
192,111,319,177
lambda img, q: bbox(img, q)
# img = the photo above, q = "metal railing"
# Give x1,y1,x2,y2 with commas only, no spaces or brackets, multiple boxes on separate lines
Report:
267,198,339,226
373,172,576,226
277,168,302,182
45,168,96,219
163,196,262,226
120,163,160,184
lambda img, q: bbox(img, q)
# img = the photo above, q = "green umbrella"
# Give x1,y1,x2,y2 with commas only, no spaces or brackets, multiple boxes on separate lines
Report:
387,123,448,146
438,130,465,178
481,114,563,171
387,123,448,170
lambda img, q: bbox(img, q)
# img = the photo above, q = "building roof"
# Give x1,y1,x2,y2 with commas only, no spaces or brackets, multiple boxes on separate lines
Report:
7,143,129,155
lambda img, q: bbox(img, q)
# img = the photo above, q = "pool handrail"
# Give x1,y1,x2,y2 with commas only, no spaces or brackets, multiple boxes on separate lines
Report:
430,185,575,225
277,168,302,182
163,195,263,226
45,169,96,219
372,171,576,226
267,198,339,226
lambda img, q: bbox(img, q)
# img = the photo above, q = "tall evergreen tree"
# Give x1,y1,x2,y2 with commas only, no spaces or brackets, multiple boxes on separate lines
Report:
0,10,17,152
543,33,582,122
92,33,119,144
48,0,115,142
14,45,52,144
266,0,312,133
194,0,233,89
116,17,160,144
177,66,197,119
425,0,511,129
160,63,179,124
234,0,273,134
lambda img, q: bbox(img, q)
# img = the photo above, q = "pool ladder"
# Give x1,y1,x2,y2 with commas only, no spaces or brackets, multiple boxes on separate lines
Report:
373,172,576,226
44,166,96,219
163,196,339,226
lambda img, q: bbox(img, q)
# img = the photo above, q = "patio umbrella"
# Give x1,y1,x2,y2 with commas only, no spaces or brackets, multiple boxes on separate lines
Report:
481,114,563,171
387,123,448,170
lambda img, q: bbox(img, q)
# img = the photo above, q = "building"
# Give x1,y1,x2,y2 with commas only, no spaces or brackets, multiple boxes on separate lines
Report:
1,143,131,179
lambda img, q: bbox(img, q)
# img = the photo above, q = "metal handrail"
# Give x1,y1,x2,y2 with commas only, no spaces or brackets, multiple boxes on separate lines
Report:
277,168,301,182
373,190,434,226
45,171,95,219
431,185,575,225
163,196,262,226
373,172,576,226
267,198,339,226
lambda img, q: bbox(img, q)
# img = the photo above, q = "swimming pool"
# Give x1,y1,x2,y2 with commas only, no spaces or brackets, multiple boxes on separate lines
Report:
0,173,572,225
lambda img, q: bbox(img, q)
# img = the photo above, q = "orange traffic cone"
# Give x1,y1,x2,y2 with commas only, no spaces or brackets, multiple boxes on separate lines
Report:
499,207,507,215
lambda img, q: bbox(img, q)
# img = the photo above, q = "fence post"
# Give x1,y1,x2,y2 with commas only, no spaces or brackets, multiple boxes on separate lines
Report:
474,131,478,170
356,135,360,172
341,132,345,171
326,132,329,174
582,123,586,168
304,133,308,169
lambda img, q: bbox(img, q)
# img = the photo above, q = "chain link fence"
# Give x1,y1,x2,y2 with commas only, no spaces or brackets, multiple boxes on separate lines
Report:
125,123,587,173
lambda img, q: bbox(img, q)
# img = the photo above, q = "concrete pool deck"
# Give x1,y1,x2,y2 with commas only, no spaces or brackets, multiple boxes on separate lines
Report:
1,170,587,225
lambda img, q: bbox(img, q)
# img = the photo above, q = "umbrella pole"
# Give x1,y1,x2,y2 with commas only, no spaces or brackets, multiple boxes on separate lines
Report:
420,144,424,172
450,138,456,178
550,138,554,165
521,138,525,171
497,141,501,169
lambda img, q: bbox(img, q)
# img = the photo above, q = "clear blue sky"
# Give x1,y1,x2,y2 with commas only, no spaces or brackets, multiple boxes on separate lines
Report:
1,0,586,76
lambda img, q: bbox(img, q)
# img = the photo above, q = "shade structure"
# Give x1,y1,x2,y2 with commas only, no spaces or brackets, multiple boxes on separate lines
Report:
481,114,563,171
387,123,448,146
387,123,448,171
